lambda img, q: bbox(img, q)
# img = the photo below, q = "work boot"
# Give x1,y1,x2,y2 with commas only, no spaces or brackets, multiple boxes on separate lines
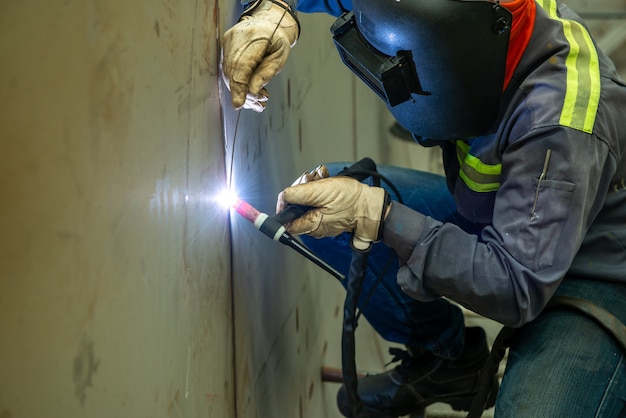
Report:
336,327,497,418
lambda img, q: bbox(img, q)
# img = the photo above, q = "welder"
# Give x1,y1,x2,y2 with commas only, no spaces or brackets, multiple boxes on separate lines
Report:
221,0,626,417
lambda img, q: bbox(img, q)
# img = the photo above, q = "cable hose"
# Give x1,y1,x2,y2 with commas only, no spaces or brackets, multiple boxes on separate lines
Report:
335,158,402,418
342,249,370,417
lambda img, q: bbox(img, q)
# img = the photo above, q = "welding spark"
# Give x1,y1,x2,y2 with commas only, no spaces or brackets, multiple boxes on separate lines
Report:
215,188,240,210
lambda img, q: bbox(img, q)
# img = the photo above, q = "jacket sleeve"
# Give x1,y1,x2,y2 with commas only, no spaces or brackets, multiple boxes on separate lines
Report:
382,125,617,327
241,0,351,16
294,0,351,15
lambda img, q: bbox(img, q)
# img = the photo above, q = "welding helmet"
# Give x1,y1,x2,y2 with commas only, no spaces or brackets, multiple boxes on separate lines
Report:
331,0,512,141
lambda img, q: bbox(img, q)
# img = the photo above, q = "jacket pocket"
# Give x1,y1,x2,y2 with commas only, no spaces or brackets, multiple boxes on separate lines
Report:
525,177,576,270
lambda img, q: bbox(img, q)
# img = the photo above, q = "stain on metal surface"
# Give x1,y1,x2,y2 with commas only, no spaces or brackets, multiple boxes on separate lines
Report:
73,338,100,405
295,306,300,333
167,387,182,416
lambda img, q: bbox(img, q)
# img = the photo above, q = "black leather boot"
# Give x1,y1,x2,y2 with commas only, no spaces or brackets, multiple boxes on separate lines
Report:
336,327,497,418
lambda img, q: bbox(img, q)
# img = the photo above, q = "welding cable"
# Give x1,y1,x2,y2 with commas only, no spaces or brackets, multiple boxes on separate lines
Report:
337,165,407,418
340,160,404,418
348,169,403,325
342,247,370,418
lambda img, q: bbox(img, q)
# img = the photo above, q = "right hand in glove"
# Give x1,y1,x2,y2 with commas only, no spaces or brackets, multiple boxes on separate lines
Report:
222,0,300,112
277,176,389,250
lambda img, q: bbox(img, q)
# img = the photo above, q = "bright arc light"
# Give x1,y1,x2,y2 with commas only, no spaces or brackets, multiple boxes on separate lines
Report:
215,188,240,209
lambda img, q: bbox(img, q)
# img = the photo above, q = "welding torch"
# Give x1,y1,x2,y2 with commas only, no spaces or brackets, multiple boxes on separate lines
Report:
231,197,344,279
230,158,379,280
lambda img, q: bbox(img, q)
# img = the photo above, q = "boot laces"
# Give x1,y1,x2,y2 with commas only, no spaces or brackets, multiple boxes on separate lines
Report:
386,347,413,367
385,347,442,384
385,347,419,382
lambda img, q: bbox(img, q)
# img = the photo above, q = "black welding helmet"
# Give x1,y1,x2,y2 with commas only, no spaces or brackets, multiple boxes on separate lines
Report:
331,0,512,141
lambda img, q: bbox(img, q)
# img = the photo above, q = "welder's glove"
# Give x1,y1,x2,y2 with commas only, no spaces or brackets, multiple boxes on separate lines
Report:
222,0,300,112
276,164,329,213
277,177,389,249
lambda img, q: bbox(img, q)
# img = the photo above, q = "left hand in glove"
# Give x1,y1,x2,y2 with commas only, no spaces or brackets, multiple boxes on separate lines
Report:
221,0,299,112
277,176,389,249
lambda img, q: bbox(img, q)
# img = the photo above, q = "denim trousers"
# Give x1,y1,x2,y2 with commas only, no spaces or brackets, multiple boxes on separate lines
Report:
300,162,626,416
497,278,626,417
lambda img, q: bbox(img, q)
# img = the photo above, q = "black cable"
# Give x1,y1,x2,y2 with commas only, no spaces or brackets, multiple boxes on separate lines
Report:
343,248,370,417
354,250,395,324
336,161,405,418
342,168,403,324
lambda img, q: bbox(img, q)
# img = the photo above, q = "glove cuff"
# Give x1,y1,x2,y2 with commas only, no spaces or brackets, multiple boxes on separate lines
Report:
351,187,388,250
353,185,389,245
241,0,301,42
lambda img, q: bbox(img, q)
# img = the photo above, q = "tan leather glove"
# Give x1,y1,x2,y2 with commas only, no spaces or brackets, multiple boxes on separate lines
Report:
276,164,329,213
222,0,299,112
277,177,389,250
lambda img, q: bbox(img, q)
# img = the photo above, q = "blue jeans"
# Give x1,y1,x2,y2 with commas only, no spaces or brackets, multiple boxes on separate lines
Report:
300,162,626,415
496,278,626,417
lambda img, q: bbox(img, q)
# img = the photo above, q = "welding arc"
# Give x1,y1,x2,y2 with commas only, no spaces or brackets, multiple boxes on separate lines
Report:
232,198,344,280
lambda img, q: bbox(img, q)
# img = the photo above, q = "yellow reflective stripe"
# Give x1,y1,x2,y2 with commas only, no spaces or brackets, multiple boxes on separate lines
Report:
577,27,601,132
456,141,502,193
463,153,502,176
456,140,470,156
537,0,601,133
459,171,501,193
536,0,555,21
561,21,580,127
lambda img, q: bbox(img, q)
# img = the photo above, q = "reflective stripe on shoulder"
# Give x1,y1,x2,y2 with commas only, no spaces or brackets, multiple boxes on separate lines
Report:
536,0,601,134
456,141,502,193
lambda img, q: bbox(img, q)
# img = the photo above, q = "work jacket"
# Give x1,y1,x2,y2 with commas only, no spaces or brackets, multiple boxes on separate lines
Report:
276,0,626,327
